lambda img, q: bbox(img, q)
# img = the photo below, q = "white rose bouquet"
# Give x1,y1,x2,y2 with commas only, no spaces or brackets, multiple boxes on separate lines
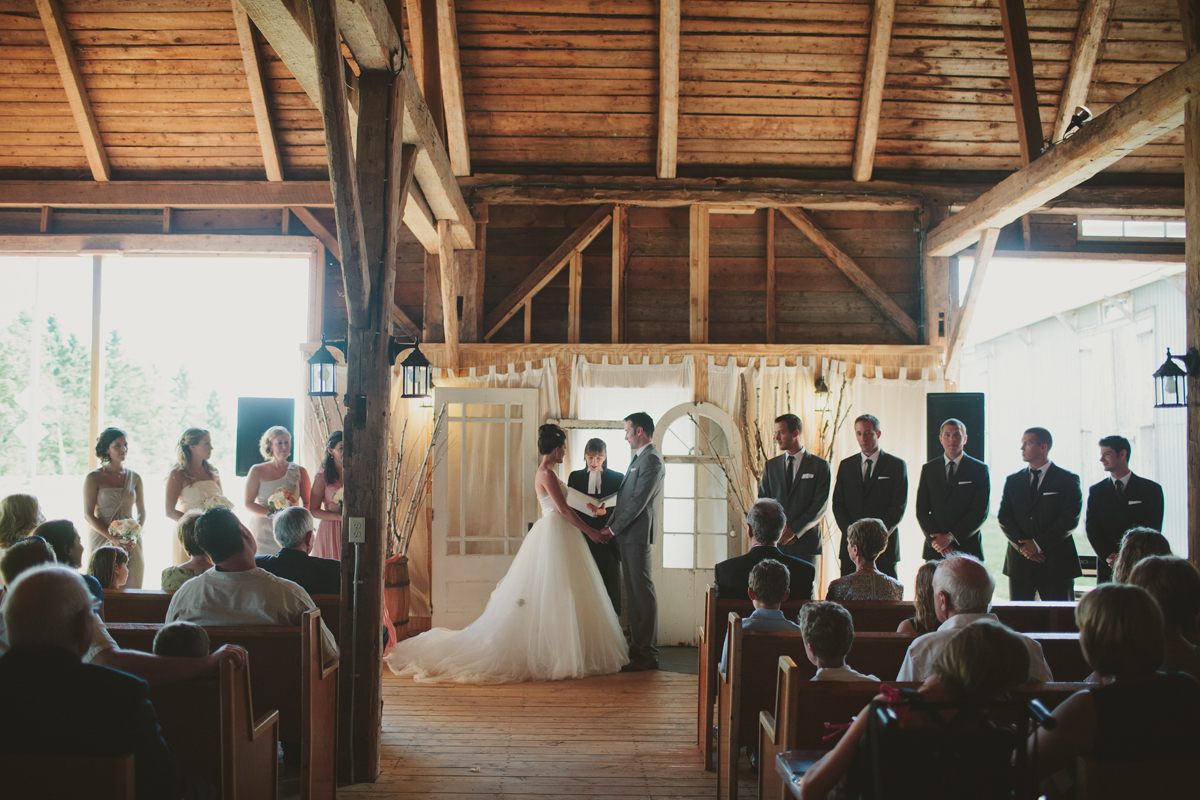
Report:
108,518,142,546
267,488,301,514
202,494,235,511
332,487,344,508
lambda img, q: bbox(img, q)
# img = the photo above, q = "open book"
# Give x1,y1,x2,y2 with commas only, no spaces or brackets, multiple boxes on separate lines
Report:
563,484,618,518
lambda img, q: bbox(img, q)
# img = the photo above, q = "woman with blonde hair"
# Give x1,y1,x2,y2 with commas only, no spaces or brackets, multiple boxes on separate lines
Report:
88,545,130,591
165,427,226,565
898,560,939,635
0,494,42,550
160,510,213,591
245,425,311,556
1128,556,1200,679
825,518,904,601
1110,527,1172,583
82,427,145,588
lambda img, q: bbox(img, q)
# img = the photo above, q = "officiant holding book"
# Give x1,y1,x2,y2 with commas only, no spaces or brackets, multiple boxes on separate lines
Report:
568,438,624,615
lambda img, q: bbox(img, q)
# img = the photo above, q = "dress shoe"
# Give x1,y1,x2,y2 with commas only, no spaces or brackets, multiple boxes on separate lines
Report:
620,657,659,672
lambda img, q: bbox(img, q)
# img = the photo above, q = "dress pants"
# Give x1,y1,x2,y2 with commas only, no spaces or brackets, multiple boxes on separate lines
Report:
1008,567,1074,601
617,541,658,661
584,534,622,615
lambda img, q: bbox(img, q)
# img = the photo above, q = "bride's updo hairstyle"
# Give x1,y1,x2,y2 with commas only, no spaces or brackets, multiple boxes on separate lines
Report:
538,424,566,455
176,427,217,478
94,427,128,463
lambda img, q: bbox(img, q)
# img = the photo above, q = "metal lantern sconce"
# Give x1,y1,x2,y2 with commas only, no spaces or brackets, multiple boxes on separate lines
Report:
1153,348,1199,408
397,339,433,399
814,374,831,413
307,342,340,397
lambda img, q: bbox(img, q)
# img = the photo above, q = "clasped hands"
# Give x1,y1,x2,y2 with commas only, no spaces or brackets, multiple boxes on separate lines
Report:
589,525,615,545
929,533,956,556
1018,539,1046,562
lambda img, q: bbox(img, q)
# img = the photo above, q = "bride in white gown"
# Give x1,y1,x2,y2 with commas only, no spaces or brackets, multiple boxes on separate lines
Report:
385,424,629,683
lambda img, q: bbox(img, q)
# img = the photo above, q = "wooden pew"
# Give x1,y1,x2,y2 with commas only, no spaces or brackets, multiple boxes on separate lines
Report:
150,658,279,799
758,659,1086,800
1076,757,1197,799
0,753,135,800
102,588,343,641
107,609,338,800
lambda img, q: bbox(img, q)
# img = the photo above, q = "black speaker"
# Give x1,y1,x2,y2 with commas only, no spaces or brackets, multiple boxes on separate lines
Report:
926,393,985,463
236,397,295,477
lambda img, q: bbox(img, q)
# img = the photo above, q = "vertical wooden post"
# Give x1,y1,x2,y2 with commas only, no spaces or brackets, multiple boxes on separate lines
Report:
438,219,460,367
88,255,102,472
765,208,776,345
657,0,680,179
422,252,443,343
524,300,532,344
611,204,628,343
1179,0,1200,567
922,206,951,348
690,204,709,344
568,250,583,344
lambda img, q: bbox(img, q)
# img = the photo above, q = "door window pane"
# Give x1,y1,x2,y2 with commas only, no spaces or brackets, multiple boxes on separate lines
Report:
663,533,693,569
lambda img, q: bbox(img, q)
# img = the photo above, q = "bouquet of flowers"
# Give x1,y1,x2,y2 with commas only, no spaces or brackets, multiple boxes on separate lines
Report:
332,487,344,508
202,494,235,511
108,519,141,547
267,488,301,514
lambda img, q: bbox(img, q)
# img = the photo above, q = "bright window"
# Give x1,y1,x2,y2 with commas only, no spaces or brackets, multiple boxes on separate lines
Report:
1079,217,1185,240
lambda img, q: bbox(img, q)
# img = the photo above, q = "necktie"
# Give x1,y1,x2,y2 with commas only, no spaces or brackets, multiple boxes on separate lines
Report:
1030,468,1041,501
946,460,956,488
1114,479,1124,502
863,458,873,485
785,455,795,493
629,452,639,470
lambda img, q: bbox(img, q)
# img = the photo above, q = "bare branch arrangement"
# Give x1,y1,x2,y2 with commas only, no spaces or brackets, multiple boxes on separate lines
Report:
815,373,852,463
686,411,753,520
393,404,448,558
384,419,407,558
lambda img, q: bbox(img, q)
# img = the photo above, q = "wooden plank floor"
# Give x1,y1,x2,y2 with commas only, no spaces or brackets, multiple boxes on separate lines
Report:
339,669,758,799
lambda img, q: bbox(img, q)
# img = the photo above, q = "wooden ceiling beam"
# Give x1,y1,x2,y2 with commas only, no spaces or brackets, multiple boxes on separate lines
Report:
657,0,681,179
289,206,340,261
1052,0,1116,143
946,227,1000,373
34,0,109,181
232,1,283,182
999,0,1046,165
334,0,399,71
851,0,895,183
0,181,333,208
779,206,919,342
483,204,615,341
436,0,470,176
926,52,1200,257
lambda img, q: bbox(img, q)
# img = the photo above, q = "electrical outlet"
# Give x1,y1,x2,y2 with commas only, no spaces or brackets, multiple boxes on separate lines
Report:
348,517,366,543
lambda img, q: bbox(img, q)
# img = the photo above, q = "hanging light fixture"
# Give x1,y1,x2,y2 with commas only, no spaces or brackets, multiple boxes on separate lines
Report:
307,342,340,397
397,339,433,399
1152,348,1198,409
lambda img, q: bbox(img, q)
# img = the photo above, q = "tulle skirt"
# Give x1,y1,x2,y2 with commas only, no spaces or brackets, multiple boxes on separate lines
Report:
384,511,629,684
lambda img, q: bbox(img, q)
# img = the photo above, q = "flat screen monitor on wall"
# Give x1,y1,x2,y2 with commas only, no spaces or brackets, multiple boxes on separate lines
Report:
926,393,985,463
236,397,295,477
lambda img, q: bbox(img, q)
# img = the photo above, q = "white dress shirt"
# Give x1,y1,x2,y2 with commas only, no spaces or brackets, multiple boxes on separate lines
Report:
813,664,880,682
587,468,602,495
896,612,1053,684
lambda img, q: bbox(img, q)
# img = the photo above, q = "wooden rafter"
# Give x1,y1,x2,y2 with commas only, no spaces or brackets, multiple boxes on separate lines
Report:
999,0,1046,164
233,1,283,182
926,52,1200,257
657,0,681,179
483,204,615,341
0,182,333,208
611,204,628,344
851,0,895,183
404,0,426,90
436,0,470,176
1053,0,1115,143
437,219,460,366
689,204,709,344
779,206,919,342
390,143,423,340
946,227,1000,373
289,206,340,261
34,0,109,181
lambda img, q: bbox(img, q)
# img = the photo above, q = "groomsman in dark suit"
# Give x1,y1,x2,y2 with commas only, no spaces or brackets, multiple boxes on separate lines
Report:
998,427,1083,601
757,413,831,563
1085,434,1165,584
567,438,625,614
832,414,908,578
916,418,990,561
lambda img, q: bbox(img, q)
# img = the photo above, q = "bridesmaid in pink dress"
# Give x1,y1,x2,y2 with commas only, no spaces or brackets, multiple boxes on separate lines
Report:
307,431,344,560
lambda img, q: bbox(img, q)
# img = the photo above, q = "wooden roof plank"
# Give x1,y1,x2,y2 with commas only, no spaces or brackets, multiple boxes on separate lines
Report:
851,0,895,182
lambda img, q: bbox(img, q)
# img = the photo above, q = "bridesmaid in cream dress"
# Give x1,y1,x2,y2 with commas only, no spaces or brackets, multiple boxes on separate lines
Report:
245,426,311,556
82,428,146,589
307,431,343,560
165,428,226,566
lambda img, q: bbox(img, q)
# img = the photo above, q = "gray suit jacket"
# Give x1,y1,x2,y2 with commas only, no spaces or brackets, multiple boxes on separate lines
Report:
606,444,665,545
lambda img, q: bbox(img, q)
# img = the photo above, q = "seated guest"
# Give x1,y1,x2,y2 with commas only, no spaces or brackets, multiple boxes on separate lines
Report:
255,506,340,596
153,621,210,659
897,561,938,635
718,559,801,674
88,545,129,591
167,506,338,666
35,520,103,603
0,565,207,800
1128,556,1200,679
0,494,42,551
715,498,815,600
1028,583,1200,794
897,554,1052,683
802,619,1032,800
161,510,212,591
799,601,878,681
0,537,58,652
1110,527,1172,583
825,518,904,601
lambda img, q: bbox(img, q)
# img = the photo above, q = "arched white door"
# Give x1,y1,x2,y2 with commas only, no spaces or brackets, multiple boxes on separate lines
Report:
651,402,745,645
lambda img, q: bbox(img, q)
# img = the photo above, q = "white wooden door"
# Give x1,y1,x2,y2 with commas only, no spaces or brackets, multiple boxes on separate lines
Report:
431,387,539,629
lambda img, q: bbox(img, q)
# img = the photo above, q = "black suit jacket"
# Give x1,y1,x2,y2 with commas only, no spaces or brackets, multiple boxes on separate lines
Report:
714,545,816,601
255,548,341,596
998,463,1083,580
567,467,625,531
915,453,990,560
0,646,186,800
832,450,908,563
757,449,831,556
1085,472,1165,561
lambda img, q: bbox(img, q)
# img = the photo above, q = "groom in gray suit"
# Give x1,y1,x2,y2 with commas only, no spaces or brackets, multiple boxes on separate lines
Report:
601,411,664,672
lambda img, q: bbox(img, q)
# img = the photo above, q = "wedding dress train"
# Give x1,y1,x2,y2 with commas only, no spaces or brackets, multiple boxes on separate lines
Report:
385,492,629,683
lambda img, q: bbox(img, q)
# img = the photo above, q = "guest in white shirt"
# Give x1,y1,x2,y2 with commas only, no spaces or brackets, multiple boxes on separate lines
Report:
718,559,801,674
167,506,338,667
897,554,1052,683
799,601,879,682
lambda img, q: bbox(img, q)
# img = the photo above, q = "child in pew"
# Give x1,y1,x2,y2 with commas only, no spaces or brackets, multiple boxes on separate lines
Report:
87,545,128,591
799,601,880,682
153,622,210,660
718,559,801,674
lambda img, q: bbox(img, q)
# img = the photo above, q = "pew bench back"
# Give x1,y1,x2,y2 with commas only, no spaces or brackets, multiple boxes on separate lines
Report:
102,588,342,641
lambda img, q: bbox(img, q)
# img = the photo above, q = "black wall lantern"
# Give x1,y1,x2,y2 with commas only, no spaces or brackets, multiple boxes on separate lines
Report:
307,342,341,397
1153,348,1199,408
397,340,433,399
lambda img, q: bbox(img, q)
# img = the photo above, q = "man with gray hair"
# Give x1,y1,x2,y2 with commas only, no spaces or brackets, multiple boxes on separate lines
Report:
255,506,341,596
896,554,1052,682
0,566,206,799
714,498,815,601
